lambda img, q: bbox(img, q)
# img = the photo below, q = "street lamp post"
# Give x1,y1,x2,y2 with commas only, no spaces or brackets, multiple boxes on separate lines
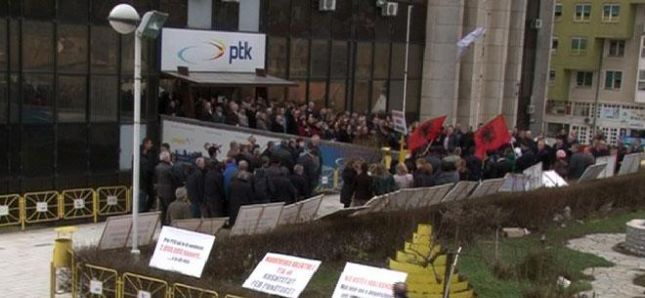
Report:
108,4,168,254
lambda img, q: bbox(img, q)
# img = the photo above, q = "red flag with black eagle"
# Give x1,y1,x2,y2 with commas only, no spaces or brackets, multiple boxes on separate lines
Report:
474,115,512,159
407,115,447,153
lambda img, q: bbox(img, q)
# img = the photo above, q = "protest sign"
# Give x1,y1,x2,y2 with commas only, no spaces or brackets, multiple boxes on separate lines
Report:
578,163,607,182
523,162,543,191
469,178,505,199
619,153,642,176
442,181,477,202
231,203,285,236
542,171,568,188
171,218,228,235
243,253,321,298
149,226,215,278
98,212,160,250
595,155,617,178
332,263,407,298
391,110,408,134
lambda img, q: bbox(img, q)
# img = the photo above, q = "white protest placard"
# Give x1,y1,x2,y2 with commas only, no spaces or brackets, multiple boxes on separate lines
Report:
243,253,321,298
442,181,477,202
98,212,161,250
107,195,118,206
36,202,48,212
578,163,607,182
126,212,162,247
391,110,408,134
231,203,285,236
522,162,543,191
73,199,85,210
0,205,9,216
149,226,215,278
619,153,642,176
542,170,568,188
89,280,103,295
137,290,151,298
332,262,407,298
595,155,617,178
171,218,228,235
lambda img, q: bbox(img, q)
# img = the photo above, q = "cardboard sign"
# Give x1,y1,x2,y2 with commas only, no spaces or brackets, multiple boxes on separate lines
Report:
595,155,617,178
89,280,103,295
391,110,408,134
36,202,48,212
231,203,285,236
442,181,477,202
578,163,607,182
469,178,505,199
171,218,228,235
98,212,161,250
0,205,8,216
107,195,118,206
421,184,454,207
149,226,216,278
619,153,642,176
278,204,299,226
542,171,568,188
243,253,321,298
522,162,543,191
332,263,407,298
73,199,85,209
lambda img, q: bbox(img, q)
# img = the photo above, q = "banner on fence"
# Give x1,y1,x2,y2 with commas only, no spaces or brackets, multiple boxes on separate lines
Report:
149,226,216,278
243,253,321,298
331,262,407,298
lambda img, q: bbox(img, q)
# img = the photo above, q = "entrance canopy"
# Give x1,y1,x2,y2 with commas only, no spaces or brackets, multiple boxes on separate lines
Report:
162,71,296,87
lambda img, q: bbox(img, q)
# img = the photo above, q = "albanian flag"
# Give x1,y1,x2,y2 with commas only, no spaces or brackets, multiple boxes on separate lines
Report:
408,115,447,153
474,115,511,159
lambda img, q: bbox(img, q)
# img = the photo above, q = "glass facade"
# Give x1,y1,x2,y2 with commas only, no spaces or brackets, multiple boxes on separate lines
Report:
0,0,427,193
263,0,426,119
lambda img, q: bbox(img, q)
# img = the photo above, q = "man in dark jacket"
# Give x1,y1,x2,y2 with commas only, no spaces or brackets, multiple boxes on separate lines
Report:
569,146,595,180
186,157,206,218
434,160,460,185
290,164,309,202
155,151,175,225
139,138,155,212
228,170,255,225
340,161,357,208
298,146,320,197
203,160,225,217
352,163,373,206
252,157,271,204
266,160,297,204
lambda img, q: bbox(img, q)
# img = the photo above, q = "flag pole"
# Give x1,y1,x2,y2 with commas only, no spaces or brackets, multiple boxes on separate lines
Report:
398,5,413,165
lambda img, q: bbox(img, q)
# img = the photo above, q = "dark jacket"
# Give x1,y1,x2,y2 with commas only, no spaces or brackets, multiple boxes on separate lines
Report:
266,166,297,204
465,155,483,181
167,200,192,224
252,168,271,204
552,159,569,179
228,172,255,225
340,167,357,206
536,147,553,170
353,173,373,202
372,174,397,195
289,174,309,201
203,169,225,217
298,153,320,196
516,151,537,172
434,171,460,186
155,161,175,200
140,150,155,194
186,168,204,204
569,152,595,179
413,171,435,188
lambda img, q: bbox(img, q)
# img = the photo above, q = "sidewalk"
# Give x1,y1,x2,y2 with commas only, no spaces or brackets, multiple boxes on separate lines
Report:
0,195,342,297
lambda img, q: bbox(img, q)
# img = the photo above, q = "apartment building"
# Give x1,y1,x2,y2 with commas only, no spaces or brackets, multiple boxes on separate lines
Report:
546,0,645,145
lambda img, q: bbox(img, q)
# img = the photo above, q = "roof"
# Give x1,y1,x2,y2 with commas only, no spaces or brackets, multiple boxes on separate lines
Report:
162,71,297,87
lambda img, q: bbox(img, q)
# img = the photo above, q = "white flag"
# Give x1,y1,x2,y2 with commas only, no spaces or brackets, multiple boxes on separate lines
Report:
457,27,486,57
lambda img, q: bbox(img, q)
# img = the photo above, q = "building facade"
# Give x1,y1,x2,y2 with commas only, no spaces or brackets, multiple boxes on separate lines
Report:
421,0,553,130
546,0,645,145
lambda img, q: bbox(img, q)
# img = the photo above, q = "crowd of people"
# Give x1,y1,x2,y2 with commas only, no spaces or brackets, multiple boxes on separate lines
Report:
160,94,401,148
138,135,324,226
339,128,643,207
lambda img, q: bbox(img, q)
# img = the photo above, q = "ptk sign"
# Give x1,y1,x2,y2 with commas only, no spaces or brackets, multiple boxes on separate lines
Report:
161,28,266,73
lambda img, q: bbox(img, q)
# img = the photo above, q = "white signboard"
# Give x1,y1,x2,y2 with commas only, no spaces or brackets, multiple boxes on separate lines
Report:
442,181,477,202
137,291,151,298
73,199,85,210
332,263,407,298
542,171,568,188
149,226,216,278
162,119,280,160
522,162,543,191
161,28,266,72
243,253,321,298
578,163,607,182
98,212,161,250
36,202,48,213
89,280,103,295
107,195,118,206
0,205,8,216
619,153,642,176
595,155,617,178
231,203,285,236
391,110,407,134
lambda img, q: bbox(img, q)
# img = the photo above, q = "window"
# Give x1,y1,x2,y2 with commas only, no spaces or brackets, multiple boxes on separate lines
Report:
310,40,329,78
89,124,118,173
576,72,593,87
57,75,87,122
329,81,346,113
554,3,563,19
571,37,587,55
57,124,88,175
267,37,287,77
608,40,625,57
309,81,327,108
549,70,556,84
57,24,88,73
638,70,645,91
602,4,620,22
90,76,117,122
23,74,54,123
289,39,309,78
373,43,390,79
91,26,118,74
552,37,559,53
330,41,348,78
605,71,622,89
353,81,370,113
574,4,591,22
22,21,54,71
355,42,372,79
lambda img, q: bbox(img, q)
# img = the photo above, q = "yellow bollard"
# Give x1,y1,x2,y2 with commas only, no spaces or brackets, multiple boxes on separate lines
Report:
51,226,78,298
382,147,392,170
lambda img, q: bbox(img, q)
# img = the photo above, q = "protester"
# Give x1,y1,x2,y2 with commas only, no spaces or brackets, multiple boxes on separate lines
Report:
434,160,460,186
372,163,397,195
393,163,414,189
352,162,373,206
340,160,358,208
203,160,225,217
552,149,569,179
290,164,309,202
140,138,156,212
413,159,435,188
186,157,206,218
569,145,595,180
155,151,176,224
166,187,192,225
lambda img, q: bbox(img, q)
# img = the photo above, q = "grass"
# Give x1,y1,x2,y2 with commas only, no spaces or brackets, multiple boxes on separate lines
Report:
457,210,645,298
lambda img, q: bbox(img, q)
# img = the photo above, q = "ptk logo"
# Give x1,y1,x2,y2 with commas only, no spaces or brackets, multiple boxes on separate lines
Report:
229,41,253,64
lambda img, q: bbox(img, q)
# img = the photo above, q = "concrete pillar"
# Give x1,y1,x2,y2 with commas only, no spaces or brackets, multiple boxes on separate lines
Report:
188,0,212,29
530,0,555,133
502,0,528,127
420,0,464,122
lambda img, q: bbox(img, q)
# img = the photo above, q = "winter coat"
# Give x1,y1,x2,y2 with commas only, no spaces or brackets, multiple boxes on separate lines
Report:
340,167,357,206
352,173,373,202
204,169,225,217
372,174,397,196
413,171,435,188
155,161,175,200
166,200,192,224
569,152,594,180
434,171,460,186
228,173,255,225
186,169,204,204
289,174,309,201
